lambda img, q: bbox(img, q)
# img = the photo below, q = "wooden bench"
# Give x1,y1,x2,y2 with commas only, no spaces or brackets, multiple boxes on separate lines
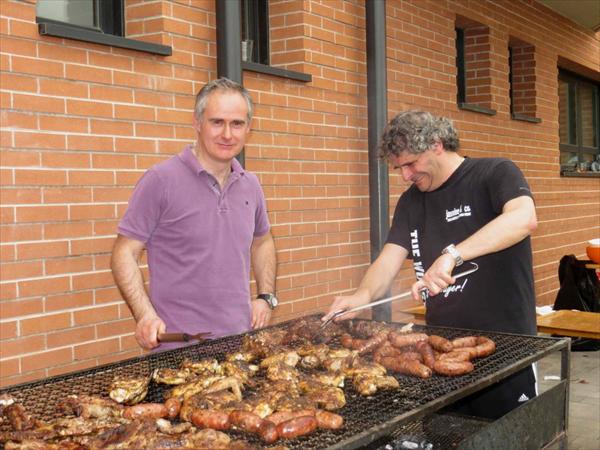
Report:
399,306,600,340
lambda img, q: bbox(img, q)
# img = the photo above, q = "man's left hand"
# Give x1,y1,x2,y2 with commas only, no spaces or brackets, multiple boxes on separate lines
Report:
251,298,272,329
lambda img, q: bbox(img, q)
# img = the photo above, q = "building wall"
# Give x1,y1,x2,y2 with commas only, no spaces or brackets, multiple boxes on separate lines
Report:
1,0,598,387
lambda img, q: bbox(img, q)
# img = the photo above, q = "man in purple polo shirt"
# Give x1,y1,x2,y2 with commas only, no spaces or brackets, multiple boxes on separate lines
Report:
111,78,277,351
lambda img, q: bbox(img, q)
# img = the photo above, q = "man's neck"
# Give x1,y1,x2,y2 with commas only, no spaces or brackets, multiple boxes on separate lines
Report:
194,144,232,187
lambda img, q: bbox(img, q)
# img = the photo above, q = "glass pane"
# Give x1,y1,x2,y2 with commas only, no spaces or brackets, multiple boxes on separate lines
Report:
558,79,574,145
560,150,578,168
37,0,96,29
579,83,597,148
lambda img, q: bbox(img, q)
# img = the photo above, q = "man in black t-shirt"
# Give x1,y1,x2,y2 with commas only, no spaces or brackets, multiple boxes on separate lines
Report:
323,110,538,419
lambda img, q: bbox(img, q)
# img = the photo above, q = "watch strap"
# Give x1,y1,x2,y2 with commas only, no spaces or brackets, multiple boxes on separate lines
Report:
442,244,464,266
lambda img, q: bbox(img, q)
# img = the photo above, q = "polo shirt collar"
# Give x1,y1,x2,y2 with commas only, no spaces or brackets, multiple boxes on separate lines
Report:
179,144,245,177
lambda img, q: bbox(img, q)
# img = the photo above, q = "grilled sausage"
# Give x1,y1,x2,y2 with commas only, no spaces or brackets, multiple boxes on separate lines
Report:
164,397,181,419
438,350,473,362
357,330,390,355
276,415,318,439
474,336,496,357
416,341,436,369
451,336,478,348
258,419,279,444
123,403,168,419
191,409,231,430
428,335,453,353
433,360,474,376
315,410,344,430
340,333,354,349
389,332,429,348
229,410,264,433
266,409,316,426
379,356,432,378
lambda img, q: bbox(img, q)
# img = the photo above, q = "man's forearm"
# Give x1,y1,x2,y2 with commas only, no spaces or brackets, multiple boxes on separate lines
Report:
111,240,156,322
355,243,409,301
251,232,277,294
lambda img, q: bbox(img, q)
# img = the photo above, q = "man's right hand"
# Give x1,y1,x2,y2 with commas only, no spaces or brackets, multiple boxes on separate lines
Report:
135,314,166,350
322,291,370,323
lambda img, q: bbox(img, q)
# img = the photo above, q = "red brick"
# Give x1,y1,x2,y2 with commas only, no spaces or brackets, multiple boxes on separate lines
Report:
21,348,73,372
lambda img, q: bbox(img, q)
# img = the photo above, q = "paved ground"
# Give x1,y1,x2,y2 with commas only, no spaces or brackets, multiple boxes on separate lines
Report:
537,349,600,450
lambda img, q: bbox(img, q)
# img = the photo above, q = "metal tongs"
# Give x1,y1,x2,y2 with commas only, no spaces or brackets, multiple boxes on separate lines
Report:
320,262,479,330
157,331,212,343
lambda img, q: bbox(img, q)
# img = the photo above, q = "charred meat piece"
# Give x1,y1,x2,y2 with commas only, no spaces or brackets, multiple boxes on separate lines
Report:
345,320,391,339
166,375,225,401
180,358,222,377
259,350,300,369
155,418,191,435
3,402,36,431
299,379,346,410
296,343,331,369
152,367,193,385
57,395,123,420
109,375,149,405
353,374,399,396
266,362,300,382
221,361,259,386
241,329,288,358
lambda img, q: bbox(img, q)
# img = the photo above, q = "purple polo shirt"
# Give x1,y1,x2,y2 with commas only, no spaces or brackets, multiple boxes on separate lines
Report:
118,145,270,349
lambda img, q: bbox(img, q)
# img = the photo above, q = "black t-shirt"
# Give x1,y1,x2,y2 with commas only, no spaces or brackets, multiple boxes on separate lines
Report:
387,157,537,335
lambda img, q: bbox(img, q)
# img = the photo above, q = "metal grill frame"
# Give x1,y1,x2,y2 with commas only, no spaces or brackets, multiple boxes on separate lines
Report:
0,317,569,450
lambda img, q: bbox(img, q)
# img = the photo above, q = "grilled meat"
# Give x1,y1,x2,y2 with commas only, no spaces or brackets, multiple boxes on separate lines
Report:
180,358,222,377
57,395,123,420
166,375,225,401
152,367,193,385
353,374,399,396
266,362,300,382
109,375,149,405
221,361,259,386
259,351,300,369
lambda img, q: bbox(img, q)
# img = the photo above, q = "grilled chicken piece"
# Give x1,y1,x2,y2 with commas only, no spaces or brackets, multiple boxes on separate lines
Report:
259,350,300,369
299,379,346,410
179,390,239,422
109,375,150,405
353,374,399,396
152,367,193,385
3,402,36,431
344,359,387,378
166,375,225,400
226,351,258,363
296,343,331,369
273,395,317,412
266,362,300,382
203,376,244,401
221,361,259,385
322,350,359,372
346,320,391,339
4,440,88,449
284,316,344,344
180,358,222,377
311,372,345,388
241,329,288,358
58,395,123,420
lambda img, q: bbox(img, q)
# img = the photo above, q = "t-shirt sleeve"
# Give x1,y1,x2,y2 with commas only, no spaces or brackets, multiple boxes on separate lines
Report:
253,180,270,237
117,169,164,243
386,193,411,255
488,159,533,213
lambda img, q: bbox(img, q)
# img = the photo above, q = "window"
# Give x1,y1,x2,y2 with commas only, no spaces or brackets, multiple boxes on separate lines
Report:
558,71,600,175
37,0,123,36
241,0,269,65
455,17,496,115
36,0,170,56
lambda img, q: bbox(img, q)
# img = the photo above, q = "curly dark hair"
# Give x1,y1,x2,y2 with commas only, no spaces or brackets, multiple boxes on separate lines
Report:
378,110,459,158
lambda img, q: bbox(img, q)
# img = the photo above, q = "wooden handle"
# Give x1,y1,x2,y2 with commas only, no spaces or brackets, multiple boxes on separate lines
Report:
157,333,190,342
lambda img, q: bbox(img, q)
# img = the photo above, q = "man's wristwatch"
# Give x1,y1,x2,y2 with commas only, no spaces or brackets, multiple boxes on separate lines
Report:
442,244,464,266
257,293,278,310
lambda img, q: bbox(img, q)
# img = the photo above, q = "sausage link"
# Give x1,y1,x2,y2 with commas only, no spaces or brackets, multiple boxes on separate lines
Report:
357,330,390,355
266,409,316,426
229,410,264,434
276,415,318,440
438,350,473,362
428,335,453,353
258,419,279,444
164,397,181,420
315,410,344,430
122,403,168,420
474,336,496,358
433,360,474,376
379,356,432,378
389,332,429,349
451,336,477,348
191,409,231,431
416,341,436,369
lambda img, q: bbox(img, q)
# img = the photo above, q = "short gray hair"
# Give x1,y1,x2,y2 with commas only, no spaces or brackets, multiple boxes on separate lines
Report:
379,110,459,158
194,78,254,122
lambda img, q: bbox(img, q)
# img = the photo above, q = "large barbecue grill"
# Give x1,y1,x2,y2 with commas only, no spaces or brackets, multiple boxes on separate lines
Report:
0,316,570,449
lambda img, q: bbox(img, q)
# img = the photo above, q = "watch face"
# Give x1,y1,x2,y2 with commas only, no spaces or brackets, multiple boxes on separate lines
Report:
259,294,277,309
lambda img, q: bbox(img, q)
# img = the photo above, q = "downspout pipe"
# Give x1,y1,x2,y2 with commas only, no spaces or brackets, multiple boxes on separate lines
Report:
366,0,390,321
215,0,245,166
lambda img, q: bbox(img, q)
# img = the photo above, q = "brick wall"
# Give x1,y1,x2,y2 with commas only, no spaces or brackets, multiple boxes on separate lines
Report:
1,0,598,387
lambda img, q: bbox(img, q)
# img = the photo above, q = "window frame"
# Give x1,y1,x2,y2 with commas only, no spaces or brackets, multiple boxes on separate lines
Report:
559,70,600,177
242,0,269,66
36,0,171,56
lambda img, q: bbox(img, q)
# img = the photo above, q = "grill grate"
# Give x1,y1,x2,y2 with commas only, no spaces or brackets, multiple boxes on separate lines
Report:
0,317,564,449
